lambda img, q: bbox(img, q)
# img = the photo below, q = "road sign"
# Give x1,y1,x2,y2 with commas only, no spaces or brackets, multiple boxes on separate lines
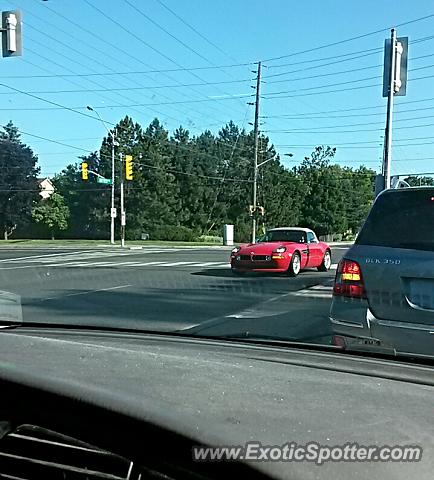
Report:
383,37,408,97
97,177,112,184
121,212,126,226
1,10,22,57
110,208,117,218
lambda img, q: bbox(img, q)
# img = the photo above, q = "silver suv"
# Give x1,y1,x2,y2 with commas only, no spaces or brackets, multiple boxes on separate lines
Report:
329,187,434,358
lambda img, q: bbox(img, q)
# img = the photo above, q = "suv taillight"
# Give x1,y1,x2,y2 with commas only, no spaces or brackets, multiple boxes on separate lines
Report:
333,259,366,299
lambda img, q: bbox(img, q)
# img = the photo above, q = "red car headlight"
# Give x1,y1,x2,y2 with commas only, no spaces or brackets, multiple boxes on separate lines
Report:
231,246,241,254
272,246,286,254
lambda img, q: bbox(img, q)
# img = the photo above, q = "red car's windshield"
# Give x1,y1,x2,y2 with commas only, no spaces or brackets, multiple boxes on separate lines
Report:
258,230,307,243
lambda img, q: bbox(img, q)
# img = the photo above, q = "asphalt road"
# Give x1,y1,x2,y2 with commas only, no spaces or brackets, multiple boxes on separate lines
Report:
0,245,348,344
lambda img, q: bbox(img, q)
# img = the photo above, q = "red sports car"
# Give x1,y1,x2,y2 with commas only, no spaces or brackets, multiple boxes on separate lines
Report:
230,227,331,277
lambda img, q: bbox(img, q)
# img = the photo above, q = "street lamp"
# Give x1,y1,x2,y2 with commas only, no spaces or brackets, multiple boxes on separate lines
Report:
87,106,117,245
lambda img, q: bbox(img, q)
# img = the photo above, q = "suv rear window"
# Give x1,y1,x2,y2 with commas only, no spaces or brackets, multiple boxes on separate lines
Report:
356,188,434,252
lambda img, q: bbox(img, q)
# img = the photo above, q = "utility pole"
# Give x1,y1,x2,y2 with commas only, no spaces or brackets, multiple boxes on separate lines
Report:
110,130,116,245
119,153,126,248
86,106,117,244
251,61,261,244
383,29,397,190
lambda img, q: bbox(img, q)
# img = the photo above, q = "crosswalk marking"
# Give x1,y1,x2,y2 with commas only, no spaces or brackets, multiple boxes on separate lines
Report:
159,261,197,267
188,261,227,267
38,260,231,269
290,284,334,299
1,248,185,265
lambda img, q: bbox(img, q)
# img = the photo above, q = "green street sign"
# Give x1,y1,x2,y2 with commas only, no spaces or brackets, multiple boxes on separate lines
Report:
97,177,112,184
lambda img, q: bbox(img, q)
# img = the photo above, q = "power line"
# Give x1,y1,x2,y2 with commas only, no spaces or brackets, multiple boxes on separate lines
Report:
264,51,382,79
0,63,253,79
263,105,434,120
265,114,434,132
5,32,430,81
155,0,238,63
265,95,434,117
264,52,434,85
32,0,247,123
10,114,259,172
265,47,382,69
19,17,197,123
277,140,434,149
263,72,434,99
263,34,434,76
82,0,247,117
0,78,252,95
265,64,434,97
0,80,252,107
18,30,192,126
122,0,219,68
261,13,434,63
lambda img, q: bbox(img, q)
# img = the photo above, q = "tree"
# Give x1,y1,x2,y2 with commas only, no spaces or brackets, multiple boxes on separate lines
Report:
404,176,434,187
52,116,376,242
0,121,40,239
32,193,70,240
298,146,345,236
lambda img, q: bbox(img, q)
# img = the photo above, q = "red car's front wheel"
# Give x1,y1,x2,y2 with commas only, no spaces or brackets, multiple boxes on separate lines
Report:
286,252,301,277
318,250,332,272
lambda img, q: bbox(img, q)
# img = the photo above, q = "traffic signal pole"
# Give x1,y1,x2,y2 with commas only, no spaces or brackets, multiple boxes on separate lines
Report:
383,28,397,190
110,131,116,245
119,153,125,248
251,61,261,244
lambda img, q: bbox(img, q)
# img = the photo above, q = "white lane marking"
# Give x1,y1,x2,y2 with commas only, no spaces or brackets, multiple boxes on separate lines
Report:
290,284,333,299
0,248,185,265
159,261,196,267
45,261,111,267
41,284,132,301
124,261,167,266
330,263,337,270
310,284,334,290
0,250,90,263
189,262,228,267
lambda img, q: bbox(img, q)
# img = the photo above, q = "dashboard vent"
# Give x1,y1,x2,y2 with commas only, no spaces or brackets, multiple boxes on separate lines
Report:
0,424,134,479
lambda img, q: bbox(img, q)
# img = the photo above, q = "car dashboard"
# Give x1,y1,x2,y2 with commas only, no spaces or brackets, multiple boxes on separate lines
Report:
0,327,433,480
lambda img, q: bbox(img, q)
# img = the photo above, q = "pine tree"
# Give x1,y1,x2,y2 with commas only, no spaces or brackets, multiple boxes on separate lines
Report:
0,122,40,239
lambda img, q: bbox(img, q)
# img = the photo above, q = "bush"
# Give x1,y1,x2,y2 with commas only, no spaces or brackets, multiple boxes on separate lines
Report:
151,225,197,242
197,234,223,244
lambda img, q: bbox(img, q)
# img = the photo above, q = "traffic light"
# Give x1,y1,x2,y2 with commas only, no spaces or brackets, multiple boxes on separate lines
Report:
258,206,265,216
81,162,88,180
125,155,133,180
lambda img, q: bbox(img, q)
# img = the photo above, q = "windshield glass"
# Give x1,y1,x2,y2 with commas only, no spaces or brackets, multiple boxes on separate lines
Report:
258,231,307,243
0,0,433,363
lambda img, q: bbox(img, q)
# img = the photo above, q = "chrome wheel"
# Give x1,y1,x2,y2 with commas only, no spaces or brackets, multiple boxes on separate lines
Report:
287,252,301,277
318,250,332,272
324,251,331,269
292,254,301,274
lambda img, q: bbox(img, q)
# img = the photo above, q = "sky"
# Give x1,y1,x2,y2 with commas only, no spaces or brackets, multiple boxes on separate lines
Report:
1,0,434,178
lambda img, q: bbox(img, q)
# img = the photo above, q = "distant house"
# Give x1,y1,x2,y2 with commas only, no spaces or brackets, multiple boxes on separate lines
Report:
37,177,55,199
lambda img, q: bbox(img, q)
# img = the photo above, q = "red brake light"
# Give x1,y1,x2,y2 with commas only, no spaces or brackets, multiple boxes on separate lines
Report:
333,259,366,299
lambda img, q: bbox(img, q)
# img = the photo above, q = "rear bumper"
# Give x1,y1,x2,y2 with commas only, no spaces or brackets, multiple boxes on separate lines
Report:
329,296,434,356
